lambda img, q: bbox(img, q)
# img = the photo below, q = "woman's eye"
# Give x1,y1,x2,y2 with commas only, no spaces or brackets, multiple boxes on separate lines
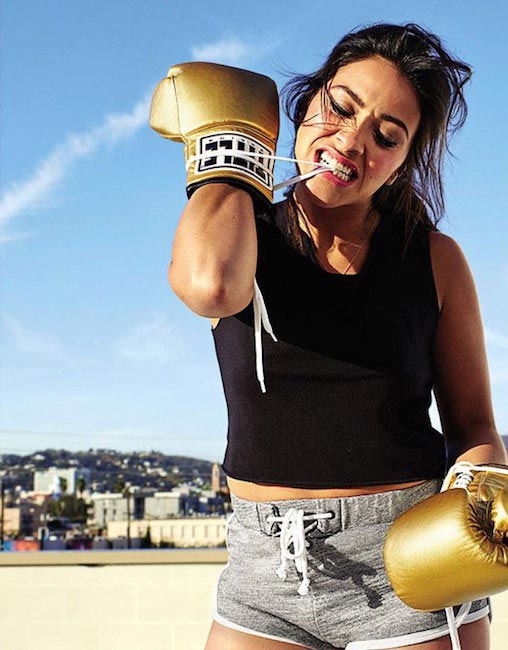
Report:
375,130,397,148
328,98,353,118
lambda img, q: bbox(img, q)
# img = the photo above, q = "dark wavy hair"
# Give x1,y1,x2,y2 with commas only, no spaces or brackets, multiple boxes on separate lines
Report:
280,23,472,255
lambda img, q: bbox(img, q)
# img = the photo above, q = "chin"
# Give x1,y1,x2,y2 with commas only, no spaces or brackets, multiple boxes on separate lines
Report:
301,179,349,209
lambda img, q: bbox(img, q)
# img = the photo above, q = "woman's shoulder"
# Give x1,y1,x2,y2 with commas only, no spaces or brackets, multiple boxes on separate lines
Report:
428,230,470,272
394,217,462,262
428,230,475,314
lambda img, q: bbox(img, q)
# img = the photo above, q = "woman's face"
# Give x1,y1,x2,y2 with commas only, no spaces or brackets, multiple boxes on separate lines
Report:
294,55,421,212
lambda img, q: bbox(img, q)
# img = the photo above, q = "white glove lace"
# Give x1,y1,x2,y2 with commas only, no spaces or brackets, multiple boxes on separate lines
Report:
441,461,508,492
190,137,332,392
253,279,277,393
439,461,508,650
445,605,469,650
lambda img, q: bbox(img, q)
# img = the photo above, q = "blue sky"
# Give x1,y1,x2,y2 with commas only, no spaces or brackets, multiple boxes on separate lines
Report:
1,1,507,462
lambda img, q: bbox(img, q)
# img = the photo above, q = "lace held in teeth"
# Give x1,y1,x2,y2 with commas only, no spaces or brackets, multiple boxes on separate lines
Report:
186,148,331,192
319,152,354,178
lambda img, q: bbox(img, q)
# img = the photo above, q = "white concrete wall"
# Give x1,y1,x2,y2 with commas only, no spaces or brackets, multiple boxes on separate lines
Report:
0,558,224,649
0,556,507,649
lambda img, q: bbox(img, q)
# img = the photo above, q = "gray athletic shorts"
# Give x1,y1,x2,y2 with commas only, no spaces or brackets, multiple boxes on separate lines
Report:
212,478,492,649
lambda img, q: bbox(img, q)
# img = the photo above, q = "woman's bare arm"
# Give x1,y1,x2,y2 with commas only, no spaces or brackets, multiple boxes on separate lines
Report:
430,232,507,467
169,183,257,318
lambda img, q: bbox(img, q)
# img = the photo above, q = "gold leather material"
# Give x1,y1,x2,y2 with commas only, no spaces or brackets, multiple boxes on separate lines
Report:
384,468,508,611
491,489,508,533
149,62,279,204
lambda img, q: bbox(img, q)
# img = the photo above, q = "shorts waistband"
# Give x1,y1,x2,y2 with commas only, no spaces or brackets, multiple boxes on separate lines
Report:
230,478,443,535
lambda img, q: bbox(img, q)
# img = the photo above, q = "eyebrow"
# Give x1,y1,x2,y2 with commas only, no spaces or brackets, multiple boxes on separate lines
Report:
330,84,410,139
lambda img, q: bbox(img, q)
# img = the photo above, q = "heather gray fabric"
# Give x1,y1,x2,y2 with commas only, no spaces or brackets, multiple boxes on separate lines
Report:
213,479,492,650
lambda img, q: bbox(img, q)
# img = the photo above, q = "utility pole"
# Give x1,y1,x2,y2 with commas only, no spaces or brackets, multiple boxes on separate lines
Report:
125,484,131,549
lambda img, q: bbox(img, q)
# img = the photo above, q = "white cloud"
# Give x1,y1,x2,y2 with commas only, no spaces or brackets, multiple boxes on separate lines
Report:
191,38,259,66
2,313,70,362
484,327,508,387
117,314,186,364
491,364,508,385
0,92,152,233
0,230,34,244
102,97,153,143
485,327,508,350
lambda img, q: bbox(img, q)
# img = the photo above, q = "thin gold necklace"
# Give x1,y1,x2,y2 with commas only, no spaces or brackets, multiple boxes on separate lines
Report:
340,211,378,274
293,196,379,275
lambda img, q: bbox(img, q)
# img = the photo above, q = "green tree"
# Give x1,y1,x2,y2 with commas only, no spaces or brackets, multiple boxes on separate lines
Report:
142,526,152,549
48,495,87,524
76,476,87,498
113,477,126,493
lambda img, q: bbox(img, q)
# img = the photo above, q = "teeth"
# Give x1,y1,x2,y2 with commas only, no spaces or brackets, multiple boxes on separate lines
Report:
319,152,355,180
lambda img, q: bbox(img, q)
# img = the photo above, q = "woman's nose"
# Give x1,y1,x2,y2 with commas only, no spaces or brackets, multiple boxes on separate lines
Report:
335,125,365,157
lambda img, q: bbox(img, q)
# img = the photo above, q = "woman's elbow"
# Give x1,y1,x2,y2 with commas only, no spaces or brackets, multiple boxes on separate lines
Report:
168,262,253,317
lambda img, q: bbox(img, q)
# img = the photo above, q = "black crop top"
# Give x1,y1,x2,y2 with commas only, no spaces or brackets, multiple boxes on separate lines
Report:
212,199,447,488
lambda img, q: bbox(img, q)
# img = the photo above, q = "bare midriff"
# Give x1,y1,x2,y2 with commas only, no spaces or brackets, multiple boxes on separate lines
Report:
226,476,427,501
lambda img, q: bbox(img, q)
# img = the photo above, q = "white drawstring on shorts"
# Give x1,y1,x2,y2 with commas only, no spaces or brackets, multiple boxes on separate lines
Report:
266,508,333,596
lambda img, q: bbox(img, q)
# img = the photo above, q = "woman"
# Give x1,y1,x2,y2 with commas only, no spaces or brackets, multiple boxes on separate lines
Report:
167,23,506,650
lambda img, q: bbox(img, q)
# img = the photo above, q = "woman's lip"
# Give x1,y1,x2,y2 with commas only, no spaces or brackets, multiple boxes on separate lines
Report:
319,169,357,187
314,148,359,177
313,149,358,186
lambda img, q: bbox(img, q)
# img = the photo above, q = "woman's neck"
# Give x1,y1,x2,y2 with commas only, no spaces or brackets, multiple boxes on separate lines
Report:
293,187,378,248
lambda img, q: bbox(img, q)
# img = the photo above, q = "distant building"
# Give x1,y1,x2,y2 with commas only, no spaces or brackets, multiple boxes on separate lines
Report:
144,492,180,519
91,489,226,530
107,516,227,548
34,467,92,496
211,462,221,492
91,492,145,528
1,501,43,537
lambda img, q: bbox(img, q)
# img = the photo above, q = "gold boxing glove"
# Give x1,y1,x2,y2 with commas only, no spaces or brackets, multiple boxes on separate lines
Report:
149,61,279,211
384,461,508,612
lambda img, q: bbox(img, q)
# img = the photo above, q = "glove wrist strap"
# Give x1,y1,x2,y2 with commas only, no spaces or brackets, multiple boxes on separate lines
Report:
186,131,275,193
186,132,331,194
